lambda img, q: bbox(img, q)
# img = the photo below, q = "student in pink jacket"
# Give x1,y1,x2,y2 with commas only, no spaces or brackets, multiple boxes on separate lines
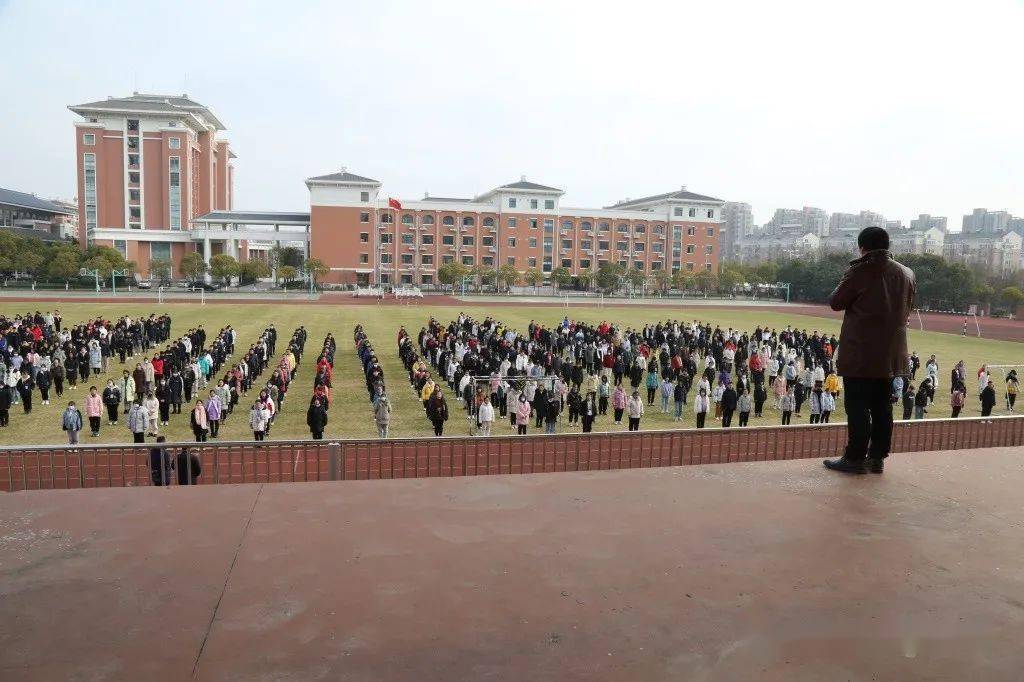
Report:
612,385,627,424
514,394,531,435
85,385,103,437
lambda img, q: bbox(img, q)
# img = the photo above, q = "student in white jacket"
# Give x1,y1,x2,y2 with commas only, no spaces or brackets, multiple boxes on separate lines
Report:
626,390,645,432
694,387,710,429
477,400,494,436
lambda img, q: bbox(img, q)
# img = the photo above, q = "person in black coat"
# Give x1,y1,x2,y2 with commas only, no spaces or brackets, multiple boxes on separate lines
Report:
168,370,184,414
102,380,121,425
0,384,10,427
720,384,738,427
980,381,997,417
150,436,172,486
16,373,34,413
306,397,328,440
175,446,202,485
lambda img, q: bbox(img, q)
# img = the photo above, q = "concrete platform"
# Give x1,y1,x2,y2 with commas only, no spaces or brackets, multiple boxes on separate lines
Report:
2,447,1023,681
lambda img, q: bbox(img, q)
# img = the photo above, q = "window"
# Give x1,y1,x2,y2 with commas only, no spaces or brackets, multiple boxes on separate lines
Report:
581,221,592,231
580,259,591,269
707,209,714,219
483,217,495,227
598,222,610,231
705,245,714,254
544,219,554,232
381,212,393,224
542,261,552,273
581,240,593,250
128,154,139,169
380,274,391,283
462,236,475,246
507,237,517,247
442,255,454,264
169,137,180,150
635,243,646,252
380,233,393,244
651,261,663,270
687,226,696,236
544,199,554,210
508,198,517,208
482,256,494,266
360,232,369,243
562,259,572,268
128,171,140,185
528,257,537,267
530,219,538,229
617,223,629,233
422,214,435,225
617,241,628,251
599,240,609,250
705,263,713,271
530,199,538,209
422,255,433,265
130,206,142,221
401,233,414,244
442,216,455,226
421,234,434,245
463,216,475,227
114,240,127,258
706,227,715,236
150,242,171,263
482,236,494,246
421,274,434,285
462,255,474,266
635,224,646,234
652,243,664,253
360,191,370,202
529,237,538,248
360,212,370,223
508,217,517,228
674,207,683,217
169,157,181,230
543,237,553,253
129,189,140,204
562,220,573,230
381,254,392,264
401,254,413,264
442,235,455,245
402,214,414,225
83,133,95,146
127,119,139,132
562,239,573,249
686,244,695,254
360,253,369,264
634,261,645,270
401,274,413,284
654,225,665,235
688,208,696,217
507,257,516,265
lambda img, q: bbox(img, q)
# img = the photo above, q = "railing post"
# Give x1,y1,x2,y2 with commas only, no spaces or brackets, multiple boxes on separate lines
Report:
328,441,341,481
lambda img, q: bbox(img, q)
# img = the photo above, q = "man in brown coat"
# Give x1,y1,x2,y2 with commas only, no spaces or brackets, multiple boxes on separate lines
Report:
825,226,916,474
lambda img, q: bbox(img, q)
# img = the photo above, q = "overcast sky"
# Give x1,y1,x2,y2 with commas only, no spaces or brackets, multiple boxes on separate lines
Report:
1,0,1021,228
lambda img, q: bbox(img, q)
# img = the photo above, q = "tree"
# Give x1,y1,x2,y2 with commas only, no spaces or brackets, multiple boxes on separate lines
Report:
437,262,469,291
303,258,329,287
209,254,239,286
624,268,646,291
179,252,207,283
550,266,572,291
651,269,671,293
1001,286,1024,316
497,263,520,292
469,265,487,292
577,269,596,291
717,266,742,295
278,265,297,284
694,269,716,295
237,259,271,285
524,268,543,291
479,268,497,289
595,262,624,293
47,249,81,284
83,255,113,280
671,268,693,292
149,258,173,285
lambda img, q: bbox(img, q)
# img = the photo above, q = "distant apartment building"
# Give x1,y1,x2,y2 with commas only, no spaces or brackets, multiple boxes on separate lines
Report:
889,226,945,256
307,174,724,286
70,93,236,273
962,208,1011,234
909,214,947,233
764,207,827,236
944,231,1022,275
720,201,754,261
828,210,886,236
0,187,76,242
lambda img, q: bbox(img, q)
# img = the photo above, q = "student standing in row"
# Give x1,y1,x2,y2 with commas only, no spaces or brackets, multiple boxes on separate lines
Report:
738,389,752,426
190,400,208,442
61,400,83,445
128,401,149,443
374,392,392,438
85,386,102,437
694,387,709,428
102,380,121,425
626,390,644,431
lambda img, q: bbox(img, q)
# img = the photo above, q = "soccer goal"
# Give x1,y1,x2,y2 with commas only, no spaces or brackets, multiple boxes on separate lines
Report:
985,364,1023,411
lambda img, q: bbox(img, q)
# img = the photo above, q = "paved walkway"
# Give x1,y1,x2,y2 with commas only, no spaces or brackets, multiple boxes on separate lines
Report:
2,446,1023,680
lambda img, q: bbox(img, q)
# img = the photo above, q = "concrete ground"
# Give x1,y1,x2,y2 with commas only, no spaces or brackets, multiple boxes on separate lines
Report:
2,446,1023,681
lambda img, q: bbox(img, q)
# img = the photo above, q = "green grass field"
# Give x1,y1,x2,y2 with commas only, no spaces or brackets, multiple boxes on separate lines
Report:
2,301,1020,446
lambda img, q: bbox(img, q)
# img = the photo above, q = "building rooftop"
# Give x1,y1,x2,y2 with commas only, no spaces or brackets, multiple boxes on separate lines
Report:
194,210,311,225
0,225,69,242
496,179,563,192
3,446,1021,680
0,187,75,215
306,170,381,185
69,93,226,130
607,188,723,208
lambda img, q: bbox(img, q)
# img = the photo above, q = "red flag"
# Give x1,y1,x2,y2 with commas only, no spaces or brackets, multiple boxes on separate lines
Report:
388,197,402,210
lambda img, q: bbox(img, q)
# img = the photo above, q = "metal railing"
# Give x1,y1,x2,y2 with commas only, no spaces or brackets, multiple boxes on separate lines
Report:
2,415,1022,492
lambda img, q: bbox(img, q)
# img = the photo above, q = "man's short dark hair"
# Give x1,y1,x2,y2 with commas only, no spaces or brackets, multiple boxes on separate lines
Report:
858,226,889,251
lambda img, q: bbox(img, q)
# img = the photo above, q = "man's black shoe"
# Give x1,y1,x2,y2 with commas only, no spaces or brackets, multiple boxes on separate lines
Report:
868,458,884,474
823,457,867,474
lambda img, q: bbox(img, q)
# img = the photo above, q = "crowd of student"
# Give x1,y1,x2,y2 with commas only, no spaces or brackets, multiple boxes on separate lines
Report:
356,325,393,437
303,331,332,440
397,327,448,435
895,355,1019,421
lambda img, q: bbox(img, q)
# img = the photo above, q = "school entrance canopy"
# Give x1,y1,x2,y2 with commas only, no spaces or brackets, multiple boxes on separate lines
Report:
3,445,1022,679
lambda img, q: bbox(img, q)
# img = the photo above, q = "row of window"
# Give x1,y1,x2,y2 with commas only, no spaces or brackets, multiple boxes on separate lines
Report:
379,259,713,286
508,197,556,210
82,132,181,149
365,231,714,254
367,253,713,272
360,212,716,235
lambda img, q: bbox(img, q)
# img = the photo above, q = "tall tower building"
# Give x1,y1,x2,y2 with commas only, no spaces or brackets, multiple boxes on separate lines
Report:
69,93,234,272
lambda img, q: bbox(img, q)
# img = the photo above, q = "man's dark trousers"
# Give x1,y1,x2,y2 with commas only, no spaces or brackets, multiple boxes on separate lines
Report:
843,378,893,460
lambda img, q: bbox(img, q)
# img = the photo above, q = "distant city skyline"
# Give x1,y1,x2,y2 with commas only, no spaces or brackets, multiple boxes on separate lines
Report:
1,0,1022,231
